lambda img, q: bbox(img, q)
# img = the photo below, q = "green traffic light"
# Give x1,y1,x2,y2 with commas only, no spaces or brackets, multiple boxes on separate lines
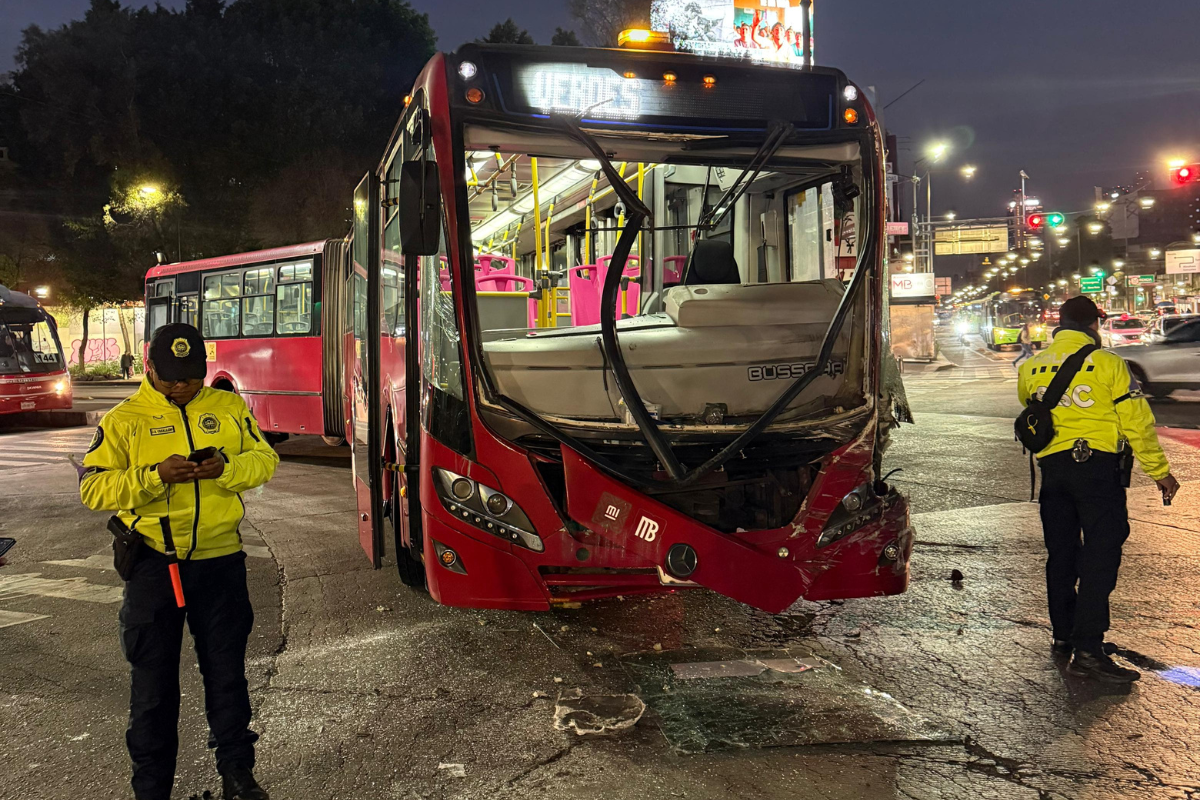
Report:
1046,212,1065,228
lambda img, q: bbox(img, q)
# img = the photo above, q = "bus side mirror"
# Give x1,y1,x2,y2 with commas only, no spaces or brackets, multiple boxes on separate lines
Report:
399,161,441,256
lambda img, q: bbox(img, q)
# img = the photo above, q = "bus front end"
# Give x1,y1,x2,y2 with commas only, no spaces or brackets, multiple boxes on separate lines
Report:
358,45,912,614
0,287,71,415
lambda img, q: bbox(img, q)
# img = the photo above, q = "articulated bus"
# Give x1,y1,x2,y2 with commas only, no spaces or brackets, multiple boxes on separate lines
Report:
144,240,348,445
980,289,1048,351
346,42,912,613
0,285,71,415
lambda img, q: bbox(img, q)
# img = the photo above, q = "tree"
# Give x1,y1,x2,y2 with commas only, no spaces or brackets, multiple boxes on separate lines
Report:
479,19,535,45
6,0,438,304
551,28,581,46
567,0,648,46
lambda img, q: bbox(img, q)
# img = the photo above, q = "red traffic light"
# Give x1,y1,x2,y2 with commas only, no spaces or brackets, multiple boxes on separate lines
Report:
1171,164,1199,185
1027,214,1045,229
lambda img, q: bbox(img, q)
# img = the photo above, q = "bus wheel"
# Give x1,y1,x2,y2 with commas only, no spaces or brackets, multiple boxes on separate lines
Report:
321,435,346,447
264,432,289,448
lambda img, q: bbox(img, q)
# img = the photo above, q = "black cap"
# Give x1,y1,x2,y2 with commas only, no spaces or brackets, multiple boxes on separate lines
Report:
1059,295,1106,328
149,323,208,382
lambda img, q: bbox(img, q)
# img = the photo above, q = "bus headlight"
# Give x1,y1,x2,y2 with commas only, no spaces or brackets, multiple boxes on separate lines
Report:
432,468,543,552
817,483,884,549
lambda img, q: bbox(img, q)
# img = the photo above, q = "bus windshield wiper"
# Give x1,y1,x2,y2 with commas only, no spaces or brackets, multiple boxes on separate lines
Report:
697,121,793,232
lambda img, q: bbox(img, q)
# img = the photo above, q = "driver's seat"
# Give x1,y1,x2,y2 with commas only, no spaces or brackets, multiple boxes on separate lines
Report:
683,239,740,286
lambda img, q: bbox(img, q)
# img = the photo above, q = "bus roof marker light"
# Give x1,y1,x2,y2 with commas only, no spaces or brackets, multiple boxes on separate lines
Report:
465,87,485,104
662,71,677,83
843,108,859,124
623,70,637,79
843,85,858,102
458,61,478,80
702,74,716,87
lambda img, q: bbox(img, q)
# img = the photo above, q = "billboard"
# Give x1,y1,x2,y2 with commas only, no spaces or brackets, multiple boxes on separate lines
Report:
651,0,814,67
933,225,1009,256
1166,249,1200,275
935,276,952,297
890,272,936,299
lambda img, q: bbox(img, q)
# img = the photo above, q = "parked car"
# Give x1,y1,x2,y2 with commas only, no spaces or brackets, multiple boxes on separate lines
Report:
1100,314,1147,348
1141,314,1194,344
1120,318,1200,398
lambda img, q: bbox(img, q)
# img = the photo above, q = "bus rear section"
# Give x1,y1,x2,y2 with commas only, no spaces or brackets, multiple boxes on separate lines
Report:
982,290,1048,350
349,44,913,613
0,285,71,415
143,240,348,444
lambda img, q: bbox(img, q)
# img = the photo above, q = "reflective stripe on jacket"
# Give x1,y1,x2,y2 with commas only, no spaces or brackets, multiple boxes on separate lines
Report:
79,380,280,560
1017,328,1169,481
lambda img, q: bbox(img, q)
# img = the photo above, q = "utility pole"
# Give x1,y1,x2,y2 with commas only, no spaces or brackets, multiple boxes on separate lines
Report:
1019,170,1029,250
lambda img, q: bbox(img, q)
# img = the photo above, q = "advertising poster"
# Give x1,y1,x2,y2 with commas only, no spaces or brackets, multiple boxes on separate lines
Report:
651,0,814,67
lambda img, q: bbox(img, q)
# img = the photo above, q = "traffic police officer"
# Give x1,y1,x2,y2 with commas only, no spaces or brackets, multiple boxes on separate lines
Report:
1019,296,1179,683
80,323,279,799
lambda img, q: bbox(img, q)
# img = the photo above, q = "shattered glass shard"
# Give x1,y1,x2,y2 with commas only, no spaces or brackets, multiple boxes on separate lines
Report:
622,646,954,754
553,689,646,736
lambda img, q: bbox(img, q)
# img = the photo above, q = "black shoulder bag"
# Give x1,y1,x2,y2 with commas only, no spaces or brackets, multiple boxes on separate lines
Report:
1015,343,1097,498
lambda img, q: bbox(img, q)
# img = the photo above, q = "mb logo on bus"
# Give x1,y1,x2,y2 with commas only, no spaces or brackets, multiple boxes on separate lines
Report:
633,516,660,542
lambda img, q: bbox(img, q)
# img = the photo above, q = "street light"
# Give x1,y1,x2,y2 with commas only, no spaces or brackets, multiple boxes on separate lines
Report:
1088,222,1104,234
33,286,49,299
139,184,161,197
1095,201,1112,213
1193,233,1200,244
1139,196,1156,209
928,142,949,162
945,211,956,221
1150,249,1162,258
961,165,977,179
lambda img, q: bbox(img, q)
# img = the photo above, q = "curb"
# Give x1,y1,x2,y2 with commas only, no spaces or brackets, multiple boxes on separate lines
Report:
0,409,103,430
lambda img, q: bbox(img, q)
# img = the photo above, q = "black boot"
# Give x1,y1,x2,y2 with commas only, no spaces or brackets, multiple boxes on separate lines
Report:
222,768,269,800
1067,650,1140,683
1051,639,1073,657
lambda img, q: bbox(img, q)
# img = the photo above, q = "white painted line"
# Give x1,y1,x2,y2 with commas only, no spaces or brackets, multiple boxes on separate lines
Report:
43,555,114,571
244,545,272,560
0,573,123,604
0,610,50,629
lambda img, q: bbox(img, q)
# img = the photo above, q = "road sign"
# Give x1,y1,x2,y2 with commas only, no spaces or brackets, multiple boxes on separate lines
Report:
1166,249,1200,275
1126,275,1156,287
933,225,1009,255
1105,275,1117,286
1079,276,1104,293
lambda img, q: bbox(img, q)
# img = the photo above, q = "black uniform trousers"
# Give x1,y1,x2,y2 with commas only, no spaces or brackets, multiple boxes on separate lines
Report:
1038,451,1131,655
119,549,257,800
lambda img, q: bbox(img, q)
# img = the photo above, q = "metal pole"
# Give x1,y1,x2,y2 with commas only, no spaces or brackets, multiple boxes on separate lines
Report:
926,171,933,272
800,0,812,68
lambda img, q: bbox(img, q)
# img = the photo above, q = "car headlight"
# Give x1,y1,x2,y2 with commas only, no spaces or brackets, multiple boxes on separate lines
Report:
955,322,969,335
432,468,543,552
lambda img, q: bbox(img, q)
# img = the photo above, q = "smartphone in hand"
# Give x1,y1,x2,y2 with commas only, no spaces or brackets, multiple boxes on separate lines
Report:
0,538,16,559
187,446,217,464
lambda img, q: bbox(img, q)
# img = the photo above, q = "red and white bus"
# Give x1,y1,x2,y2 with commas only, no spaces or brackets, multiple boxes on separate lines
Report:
0,285,71,415
144,240,348,445
346,41,913,613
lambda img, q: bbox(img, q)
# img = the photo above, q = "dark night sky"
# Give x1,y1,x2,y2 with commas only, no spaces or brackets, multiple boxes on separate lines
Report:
3,0,1199,222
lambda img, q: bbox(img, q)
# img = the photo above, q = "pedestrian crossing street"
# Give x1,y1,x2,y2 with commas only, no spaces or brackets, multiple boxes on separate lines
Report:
0,427,96,472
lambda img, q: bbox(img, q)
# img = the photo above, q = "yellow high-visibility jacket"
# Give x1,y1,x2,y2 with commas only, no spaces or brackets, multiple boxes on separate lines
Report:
80,380,279,560
1017,329,1169,481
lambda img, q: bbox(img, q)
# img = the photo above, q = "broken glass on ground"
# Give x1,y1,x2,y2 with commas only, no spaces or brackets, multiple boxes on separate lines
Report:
553,689,646,736
623,646,954,753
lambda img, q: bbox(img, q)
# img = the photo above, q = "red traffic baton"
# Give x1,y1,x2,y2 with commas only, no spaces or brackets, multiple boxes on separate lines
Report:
158,517,186,608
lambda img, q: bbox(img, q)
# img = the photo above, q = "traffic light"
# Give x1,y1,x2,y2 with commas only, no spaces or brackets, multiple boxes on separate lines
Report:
1170,163,1199,185
1028,212,1065,230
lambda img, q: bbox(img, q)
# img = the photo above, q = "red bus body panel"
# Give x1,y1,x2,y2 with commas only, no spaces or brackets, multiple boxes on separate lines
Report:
0,371,72,415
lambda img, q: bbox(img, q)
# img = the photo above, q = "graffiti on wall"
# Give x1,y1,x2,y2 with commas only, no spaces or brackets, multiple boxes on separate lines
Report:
68,338,121,366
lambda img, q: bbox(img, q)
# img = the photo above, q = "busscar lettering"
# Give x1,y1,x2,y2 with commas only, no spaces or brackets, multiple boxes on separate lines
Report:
748,360,846,382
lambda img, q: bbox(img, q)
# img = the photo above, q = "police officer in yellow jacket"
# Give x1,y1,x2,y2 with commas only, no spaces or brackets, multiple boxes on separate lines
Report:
1019,296,1179,683
81,323,278,800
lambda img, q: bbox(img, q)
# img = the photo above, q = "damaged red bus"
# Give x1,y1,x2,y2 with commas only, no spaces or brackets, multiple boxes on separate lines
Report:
346,41,912,613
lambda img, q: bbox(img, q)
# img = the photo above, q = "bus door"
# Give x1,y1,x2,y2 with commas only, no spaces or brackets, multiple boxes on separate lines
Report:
146,278,175,341
350,173,385,566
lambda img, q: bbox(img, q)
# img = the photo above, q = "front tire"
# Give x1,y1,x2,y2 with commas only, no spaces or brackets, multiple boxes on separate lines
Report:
1129,364,1170,399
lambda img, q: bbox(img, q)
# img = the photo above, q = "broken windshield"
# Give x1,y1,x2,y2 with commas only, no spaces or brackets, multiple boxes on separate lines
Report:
455,125,872,432
0,309,64,376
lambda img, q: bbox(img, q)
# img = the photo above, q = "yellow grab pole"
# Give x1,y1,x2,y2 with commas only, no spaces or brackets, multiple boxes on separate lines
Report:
531,157,544,327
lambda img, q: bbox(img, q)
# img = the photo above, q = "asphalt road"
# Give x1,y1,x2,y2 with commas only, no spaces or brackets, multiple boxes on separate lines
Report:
3,359,1200,799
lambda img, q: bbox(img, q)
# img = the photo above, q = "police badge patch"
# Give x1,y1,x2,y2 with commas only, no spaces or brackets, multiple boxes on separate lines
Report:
87,426,105,453
198,413,221,434
172,338,191,358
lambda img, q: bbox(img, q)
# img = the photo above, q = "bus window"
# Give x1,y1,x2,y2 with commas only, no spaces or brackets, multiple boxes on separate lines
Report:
148,301,170,339
203,273,242,338
178,294,198,329
382,264,403,337
420,214,463,401
277,260,314,334
154,280,175,298
242,267,276,336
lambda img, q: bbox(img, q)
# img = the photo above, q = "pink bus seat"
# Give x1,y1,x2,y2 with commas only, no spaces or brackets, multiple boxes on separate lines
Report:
663,255,687,287
476,274,534,293
596,255,641,319
567,265,602,327
476,254,516,276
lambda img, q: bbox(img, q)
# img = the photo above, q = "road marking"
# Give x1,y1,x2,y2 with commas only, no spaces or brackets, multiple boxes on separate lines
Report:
0,610,51,629
43,555,114,571
0,573,123,604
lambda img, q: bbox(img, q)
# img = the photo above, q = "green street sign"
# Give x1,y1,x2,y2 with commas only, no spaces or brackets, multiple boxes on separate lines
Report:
1079,276,1104,293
